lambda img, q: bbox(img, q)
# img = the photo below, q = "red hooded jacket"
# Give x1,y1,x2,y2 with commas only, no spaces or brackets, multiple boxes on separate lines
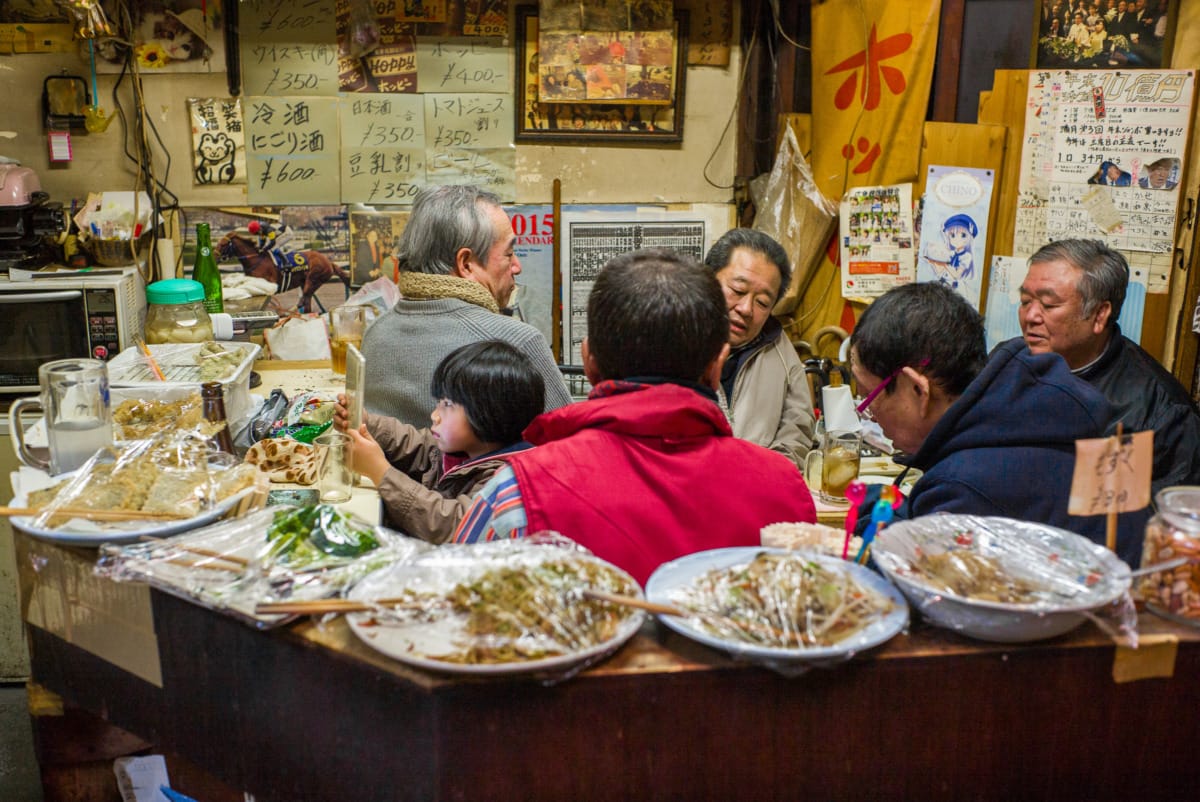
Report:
509,382,818,585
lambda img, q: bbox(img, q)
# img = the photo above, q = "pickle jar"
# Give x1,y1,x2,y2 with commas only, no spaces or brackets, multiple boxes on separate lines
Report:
1140,486,1200,627
144,279,214,344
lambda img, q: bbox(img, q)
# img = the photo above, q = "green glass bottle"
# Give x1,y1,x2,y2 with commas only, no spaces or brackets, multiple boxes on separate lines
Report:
191,222,224,314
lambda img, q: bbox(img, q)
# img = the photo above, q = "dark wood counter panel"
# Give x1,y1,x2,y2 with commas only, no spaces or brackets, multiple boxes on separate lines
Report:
19,533,1200,802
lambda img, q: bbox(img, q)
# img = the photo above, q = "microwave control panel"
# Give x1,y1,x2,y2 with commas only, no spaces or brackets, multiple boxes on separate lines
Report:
84,288,120,360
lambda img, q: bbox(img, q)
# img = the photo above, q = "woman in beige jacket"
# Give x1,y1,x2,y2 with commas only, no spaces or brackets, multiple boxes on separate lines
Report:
704,229,816,469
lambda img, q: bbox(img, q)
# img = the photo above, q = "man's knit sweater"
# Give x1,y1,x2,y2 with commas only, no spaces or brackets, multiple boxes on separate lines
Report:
362,272,571,427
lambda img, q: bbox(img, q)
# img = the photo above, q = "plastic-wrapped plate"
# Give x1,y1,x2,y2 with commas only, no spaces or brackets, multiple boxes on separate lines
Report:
873,515,1131,643
646,547,909,664
346,542,645,676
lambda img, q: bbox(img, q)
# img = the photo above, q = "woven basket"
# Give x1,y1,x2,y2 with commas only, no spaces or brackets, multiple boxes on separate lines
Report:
89,233,152,266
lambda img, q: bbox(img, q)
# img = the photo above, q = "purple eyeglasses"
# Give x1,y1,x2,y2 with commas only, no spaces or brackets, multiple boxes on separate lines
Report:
855,358,930,417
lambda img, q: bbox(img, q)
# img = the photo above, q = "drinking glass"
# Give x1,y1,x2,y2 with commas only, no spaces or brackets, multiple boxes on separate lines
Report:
329,305,369,375
9,358,113,475
314,431,353,503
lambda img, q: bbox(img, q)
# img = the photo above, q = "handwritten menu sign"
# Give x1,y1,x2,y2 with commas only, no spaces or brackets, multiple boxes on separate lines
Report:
340,95,427,204
1014,70,1193,292
416,38,509,94
680,0,732,67
424,93,515,198
1069,431,1153,517
245,97,340,204
240,0,339,97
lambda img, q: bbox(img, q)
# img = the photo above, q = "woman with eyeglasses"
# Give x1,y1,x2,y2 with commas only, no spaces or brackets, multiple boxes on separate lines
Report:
849,281,1147,566
703,229,816,469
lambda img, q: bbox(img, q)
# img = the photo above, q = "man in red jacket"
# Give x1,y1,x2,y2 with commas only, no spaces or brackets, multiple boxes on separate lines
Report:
453,249,817,584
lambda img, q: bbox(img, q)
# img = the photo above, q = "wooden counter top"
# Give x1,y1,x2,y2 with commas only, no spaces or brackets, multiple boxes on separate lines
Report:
19,530,1200,802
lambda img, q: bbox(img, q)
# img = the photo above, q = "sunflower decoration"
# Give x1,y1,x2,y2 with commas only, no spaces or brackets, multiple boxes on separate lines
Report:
136,42,169,69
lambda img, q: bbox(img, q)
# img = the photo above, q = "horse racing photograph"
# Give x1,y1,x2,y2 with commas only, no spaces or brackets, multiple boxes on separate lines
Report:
182,205,352,314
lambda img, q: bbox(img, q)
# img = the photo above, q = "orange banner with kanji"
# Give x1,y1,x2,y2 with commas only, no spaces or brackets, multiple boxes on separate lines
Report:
786,0,941,345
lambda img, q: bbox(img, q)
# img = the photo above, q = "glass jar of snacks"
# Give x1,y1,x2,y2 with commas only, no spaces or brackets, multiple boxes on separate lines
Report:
1140,486,1200,627
144,279,214,344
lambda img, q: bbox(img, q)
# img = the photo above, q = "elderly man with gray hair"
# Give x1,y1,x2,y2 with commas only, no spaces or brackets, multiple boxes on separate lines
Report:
363,185,571,425
1017,238,1200,498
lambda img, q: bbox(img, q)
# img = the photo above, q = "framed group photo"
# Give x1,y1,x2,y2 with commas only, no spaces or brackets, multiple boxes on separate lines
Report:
1032,0,1178,70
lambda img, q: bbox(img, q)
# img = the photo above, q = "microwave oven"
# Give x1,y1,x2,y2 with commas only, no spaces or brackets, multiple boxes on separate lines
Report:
0,268,146,393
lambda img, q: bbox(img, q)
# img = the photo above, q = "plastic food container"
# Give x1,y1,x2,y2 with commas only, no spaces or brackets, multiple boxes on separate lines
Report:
144,279,213,344
106,341,260,431
1140,486,1200,627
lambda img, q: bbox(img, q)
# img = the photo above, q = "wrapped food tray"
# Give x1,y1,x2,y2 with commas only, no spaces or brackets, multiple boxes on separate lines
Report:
107,342,259,426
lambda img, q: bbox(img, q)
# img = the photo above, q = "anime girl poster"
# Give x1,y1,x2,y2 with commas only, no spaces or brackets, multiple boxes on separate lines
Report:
916,165,995,311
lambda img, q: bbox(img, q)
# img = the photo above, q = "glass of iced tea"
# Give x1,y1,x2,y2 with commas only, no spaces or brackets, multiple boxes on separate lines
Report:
819,429,862,504
330,305,369,375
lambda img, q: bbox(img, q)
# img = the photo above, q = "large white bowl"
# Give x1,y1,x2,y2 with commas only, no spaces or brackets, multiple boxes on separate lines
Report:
873,515,1131,643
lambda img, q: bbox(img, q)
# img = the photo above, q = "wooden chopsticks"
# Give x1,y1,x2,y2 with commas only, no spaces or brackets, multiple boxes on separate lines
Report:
582,589,687,617
255,597,418,616
0,506,187,522
257,590,677,619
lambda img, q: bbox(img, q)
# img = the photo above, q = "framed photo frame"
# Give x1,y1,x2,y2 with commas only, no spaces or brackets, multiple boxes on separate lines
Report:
515,5,688,144
1031,1,1179,70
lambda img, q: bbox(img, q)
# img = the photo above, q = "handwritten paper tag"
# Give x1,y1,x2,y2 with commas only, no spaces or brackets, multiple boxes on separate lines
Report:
1068,431,1153,516
245,96,340,205
416,38,509,94
340,95,427,204
240,0,339,97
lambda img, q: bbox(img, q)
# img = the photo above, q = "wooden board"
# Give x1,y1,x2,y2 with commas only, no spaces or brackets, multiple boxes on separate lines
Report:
976,70,1029,262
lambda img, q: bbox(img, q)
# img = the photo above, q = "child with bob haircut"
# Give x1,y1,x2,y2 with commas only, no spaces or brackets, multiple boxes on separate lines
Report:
335,339,546,544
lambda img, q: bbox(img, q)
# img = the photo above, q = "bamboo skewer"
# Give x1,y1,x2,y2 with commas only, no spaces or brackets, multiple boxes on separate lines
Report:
255,597,424,616
1105,422,1124,553
0,506,187,522
137,537,252,568
582,589,687,617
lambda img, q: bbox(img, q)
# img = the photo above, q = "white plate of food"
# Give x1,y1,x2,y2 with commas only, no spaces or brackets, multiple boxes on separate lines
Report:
11,480,259,546
345,540,646,676
9,441,265,546
872,515,1131,642
645,547,908,664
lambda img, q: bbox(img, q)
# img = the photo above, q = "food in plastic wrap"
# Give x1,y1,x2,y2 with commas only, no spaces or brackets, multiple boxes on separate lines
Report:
96,505,420,628
195,341,244,382
912,551,1040,604
113,393,205,440
26,430,261,521
245,438,320,485
873,515,1134,643
645,548,908,672
666,551,894,649
265,505,379,567
11,428,269,544
345,538,645,675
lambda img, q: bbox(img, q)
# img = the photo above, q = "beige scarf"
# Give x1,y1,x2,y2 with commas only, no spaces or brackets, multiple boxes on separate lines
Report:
396,271,499,314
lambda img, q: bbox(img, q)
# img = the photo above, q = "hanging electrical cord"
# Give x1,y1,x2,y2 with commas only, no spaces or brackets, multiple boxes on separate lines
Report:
102,0,184,283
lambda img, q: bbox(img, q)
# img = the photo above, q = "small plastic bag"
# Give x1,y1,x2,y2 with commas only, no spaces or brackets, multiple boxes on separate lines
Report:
344,276,400,318
753,125,838,316
263,315,331,361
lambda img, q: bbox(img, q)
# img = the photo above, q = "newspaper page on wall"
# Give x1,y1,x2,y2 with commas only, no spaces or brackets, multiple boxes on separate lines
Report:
1014,69,1193,297
560,211,711,366
839,184,917,300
